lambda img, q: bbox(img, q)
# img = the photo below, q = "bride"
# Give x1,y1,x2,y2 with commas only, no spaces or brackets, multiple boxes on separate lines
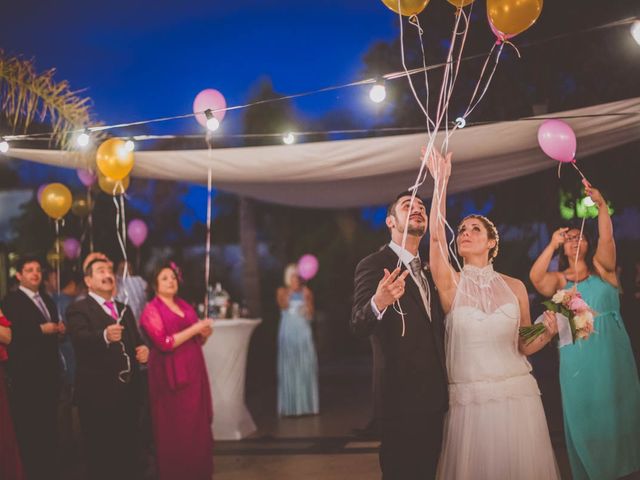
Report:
426,149,560,479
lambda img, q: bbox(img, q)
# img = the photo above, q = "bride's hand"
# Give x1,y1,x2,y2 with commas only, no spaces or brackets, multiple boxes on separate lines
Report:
422,147,452,180
542,310,559,337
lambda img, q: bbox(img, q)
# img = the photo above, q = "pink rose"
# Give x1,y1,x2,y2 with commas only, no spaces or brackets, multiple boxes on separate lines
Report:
568,297,589,312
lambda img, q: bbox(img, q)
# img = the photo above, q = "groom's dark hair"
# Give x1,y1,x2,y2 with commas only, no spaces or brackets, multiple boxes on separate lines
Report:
387,190,425,218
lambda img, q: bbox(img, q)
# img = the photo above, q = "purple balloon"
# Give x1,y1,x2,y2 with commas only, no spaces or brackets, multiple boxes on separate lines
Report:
537,120,577,163
297,254,319,281
62,238,81,260
127,219,148,247
193,89,227,127
36,184,47,204
77,169,97,187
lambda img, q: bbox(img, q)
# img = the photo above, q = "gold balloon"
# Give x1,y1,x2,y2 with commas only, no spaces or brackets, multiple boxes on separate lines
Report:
96,138,134,181
47,239,63,267
487,0,543,37
40,183,72,219
98,174,130,196
71,195,93,217
447,0,474,7
381,0,430,17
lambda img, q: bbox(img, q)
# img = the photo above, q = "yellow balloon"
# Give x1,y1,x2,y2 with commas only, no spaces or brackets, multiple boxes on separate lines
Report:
487,0,543,37
96,138,134,181
98,174,130,196
381,0,430,17
40,183,72,219
71,195,93,217
47,245,62,268
447,0,474,7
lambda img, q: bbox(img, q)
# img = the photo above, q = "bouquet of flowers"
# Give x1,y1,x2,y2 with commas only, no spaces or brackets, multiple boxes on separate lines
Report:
520,288,595,345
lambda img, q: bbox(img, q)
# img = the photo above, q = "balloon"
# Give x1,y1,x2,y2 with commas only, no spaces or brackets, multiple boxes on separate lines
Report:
297,254,319,281
488,12,515,42
487,0,543,37
193,89,227,127
537,120,576,163
71,195,93,217
98,174,130,195
36,184,47,204
47,246,62,268
381,0,429,16
62,238,81,260
77,168,97,187
447,0,474,7
127,219,148,247
96,138,134,181
40,183,72,219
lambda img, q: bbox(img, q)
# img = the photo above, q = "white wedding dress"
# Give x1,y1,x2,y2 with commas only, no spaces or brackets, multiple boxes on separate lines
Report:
437,264,560,480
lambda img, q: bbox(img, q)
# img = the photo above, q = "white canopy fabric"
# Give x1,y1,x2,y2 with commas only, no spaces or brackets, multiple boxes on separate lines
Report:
8,97,640,208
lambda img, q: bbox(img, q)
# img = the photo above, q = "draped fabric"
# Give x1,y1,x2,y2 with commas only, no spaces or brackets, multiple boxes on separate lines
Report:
6,97,640,208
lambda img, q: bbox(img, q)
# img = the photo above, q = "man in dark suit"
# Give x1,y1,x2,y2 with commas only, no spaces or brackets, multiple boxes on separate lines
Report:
67,255,149,480
351,191,448,480
2,256,63,480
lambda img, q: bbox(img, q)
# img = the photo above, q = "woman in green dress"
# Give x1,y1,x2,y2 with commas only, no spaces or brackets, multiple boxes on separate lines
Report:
530,184,640,480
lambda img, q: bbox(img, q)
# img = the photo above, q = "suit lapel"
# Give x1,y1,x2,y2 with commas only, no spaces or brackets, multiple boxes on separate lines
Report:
86,295,116,329
382,246,430,322
16,289,48,324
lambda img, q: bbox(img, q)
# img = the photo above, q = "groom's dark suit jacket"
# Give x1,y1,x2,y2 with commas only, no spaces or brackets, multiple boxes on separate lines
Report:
351,245,448,422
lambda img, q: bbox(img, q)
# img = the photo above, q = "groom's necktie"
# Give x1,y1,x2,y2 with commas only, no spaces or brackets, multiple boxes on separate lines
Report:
409,257,428,293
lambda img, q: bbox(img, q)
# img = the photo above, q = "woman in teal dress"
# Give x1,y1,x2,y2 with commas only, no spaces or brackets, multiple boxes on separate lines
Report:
276,264,319,417
530,184,640,480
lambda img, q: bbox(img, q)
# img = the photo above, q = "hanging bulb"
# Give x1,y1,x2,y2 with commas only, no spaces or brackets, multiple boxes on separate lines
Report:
76,130,90,148
205,109,220,132
631,20,640,46
455,117,466,129
283,132,295,145
124,139,135,152
0,138,9,153
369,80,386,103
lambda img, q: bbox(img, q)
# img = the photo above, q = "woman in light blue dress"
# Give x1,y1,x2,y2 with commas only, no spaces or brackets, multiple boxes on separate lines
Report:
276,264,319,417
530,184,640,480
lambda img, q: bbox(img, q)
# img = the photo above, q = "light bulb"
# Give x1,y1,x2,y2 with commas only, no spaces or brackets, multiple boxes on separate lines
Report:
77,131,90,148
124,139,135,152
455,117,466,129
631,20,640,46
0,139,9,153
283,132,295,145
369,83,386,103
206,117,220,132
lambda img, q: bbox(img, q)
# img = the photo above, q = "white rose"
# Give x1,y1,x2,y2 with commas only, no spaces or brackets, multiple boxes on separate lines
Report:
573,312,588,329
552,290,567,304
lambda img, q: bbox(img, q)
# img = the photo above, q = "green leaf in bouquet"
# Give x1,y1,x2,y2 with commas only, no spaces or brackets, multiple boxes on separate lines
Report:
542,300,559,312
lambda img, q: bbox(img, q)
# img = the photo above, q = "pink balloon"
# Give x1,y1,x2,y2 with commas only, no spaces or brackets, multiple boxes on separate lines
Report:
537,120,577,163
37,185,47,204
127,219,148,247
193,89,227,127
297,254,319,281
63,238,81,260
77,169,97,187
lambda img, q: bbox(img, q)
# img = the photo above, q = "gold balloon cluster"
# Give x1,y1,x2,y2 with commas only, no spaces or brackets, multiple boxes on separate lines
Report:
379,0,542,38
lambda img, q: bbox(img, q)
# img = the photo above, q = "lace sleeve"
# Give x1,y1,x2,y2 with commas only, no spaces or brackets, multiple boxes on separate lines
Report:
140,302,174,352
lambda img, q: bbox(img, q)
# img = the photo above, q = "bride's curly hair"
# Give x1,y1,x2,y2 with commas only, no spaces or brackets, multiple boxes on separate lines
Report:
457,214,500,262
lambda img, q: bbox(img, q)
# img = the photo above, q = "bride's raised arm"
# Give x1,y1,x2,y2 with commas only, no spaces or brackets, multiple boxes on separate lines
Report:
426,148,458,313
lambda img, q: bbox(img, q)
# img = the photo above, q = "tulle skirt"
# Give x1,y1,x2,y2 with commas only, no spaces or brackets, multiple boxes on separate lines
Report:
437,374,560,480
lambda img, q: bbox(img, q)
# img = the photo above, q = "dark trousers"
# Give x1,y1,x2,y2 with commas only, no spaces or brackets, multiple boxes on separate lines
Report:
78,392,140,480
379,412,444,480
10,382,60,480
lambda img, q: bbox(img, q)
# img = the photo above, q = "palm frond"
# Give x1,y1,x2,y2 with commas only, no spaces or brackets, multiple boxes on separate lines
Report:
0,49,97,149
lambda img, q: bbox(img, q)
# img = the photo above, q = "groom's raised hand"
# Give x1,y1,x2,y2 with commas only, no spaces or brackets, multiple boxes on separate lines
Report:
373,267,410,311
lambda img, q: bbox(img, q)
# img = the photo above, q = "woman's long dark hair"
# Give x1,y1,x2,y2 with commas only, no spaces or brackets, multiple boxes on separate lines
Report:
557,228,596,274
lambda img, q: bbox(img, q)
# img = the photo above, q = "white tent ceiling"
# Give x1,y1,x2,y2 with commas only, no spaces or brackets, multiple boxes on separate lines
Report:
7,97,640,208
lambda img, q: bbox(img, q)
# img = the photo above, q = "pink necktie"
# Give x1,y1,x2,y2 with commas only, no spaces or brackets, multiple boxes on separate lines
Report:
104,300,118,320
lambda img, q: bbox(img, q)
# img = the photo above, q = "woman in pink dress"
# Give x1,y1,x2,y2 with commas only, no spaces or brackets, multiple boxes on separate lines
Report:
0,308,26,480
140,264,214,480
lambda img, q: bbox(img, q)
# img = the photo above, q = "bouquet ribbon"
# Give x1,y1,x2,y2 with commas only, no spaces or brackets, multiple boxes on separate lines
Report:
534,312,573,348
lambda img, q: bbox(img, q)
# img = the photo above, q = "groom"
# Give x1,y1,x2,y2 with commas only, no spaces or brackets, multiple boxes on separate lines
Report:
351,191,448,479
